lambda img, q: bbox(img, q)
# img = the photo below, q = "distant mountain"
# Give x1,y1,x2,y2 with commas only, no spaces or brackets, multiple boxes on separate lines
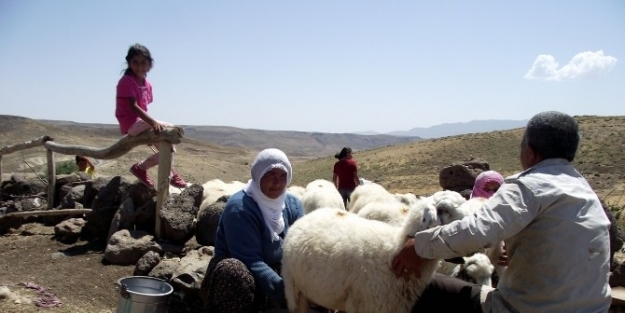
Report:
384,119,529,138
179,125,421,157
27,117,422,158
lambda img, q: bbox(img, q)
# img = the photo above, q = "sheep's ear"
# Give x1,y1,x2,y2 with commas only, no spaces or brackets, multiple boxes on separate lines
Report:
444,257,465,264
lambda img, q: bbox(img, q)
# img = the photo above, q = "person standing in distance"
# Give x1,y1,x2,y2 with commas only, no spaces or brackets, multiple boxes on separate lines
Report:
333,147,360,207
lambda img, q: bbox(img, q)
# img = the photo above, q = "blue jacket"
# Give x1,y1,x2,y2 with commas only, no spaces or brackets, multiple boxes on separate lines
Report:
214,189,304,304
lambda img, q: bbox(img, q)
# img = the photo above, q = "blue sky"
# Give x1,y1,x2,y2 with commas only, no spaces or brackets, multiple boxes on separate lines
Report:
1,1,623,134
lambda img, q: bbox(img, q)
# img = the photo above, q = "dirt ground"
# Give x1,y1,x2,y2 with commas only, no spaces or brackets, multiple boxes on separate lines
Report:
0,223,134,313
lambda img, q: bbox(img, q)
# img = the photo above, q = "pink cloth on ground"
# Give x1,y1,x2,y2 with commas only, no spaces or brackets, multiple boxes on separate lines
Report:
470,170,504,199
115,74,153,134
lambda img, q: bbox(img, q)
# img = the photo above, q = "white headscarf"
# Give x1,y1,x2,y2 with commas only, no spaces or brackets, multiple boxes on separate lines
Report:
244,148,292,242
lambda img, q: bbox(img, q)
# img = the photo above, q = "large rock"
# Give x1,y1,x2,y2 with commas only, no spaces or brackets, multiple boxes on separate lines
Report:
107,198,136,243
439,159,490,198
149,257,181,281
134,251,162,276
603,200,625,271
54,218,86,242
195,195,229,246
1,174,47,197
104,229,162,265
160,184,203,244
84,177,133,242
170,247,214,295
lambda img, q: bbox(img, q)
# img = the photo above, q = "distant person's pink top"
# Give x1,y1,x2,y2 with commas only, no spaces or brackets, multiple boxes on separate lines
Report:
115,74,153,134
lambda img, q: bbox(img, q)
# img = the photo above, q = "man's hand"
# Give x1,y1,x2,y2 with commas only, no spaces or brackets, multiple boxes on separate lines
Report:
497,243,509,266
392,237,428,279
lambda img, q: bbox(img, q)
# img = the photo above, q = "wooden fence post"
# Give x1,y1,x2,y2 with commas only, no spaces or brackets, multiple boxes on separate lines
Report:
46,149,56,209
0,155,3,182
155,142,173,239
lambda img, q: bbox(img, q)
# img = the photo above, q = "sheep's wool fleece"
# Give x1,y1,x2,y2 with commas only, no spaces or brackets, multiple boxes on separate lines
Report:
245,148,293,242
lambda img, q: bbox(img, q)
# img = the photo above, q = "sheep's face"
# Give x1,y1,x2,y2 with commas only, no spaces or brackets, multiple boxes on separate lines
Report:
431,191,467,225
421,206,440,230
436,201,463,225
455,255,494,286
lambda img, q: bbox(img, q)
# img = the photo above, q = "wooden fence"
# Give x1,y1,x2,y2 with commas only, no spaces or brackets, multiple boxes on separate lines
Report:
0,127,184,238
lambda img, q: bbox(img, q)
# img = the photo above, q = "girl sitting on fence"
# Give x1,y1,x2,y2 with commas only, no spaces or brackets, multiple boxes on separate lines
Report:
114,43,188,189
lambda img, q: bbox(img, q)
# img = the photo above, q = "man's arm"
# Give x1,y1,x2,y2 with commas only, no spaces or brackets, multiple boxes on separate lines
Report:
414,181,537,260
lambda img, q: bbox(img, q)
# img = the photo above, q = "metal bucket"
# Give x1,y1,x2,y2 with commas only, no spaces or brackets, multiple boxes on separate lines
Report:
115,276,173,313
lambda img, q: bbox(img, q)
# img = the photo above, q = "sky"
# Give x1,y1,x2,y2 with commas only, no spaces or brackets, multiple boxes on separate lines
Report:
1,1,624,134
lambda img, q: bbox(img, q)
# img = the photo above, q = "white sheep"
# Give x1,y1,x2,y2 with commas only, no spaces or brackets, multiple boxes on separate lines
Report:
347,182,395,214
199,179,245,211
429,190,469,225
437,253,494,286
433,196,506,285
394,192,419,207
282,198,441,313
301,179,345,214
287,185,306,200
357,201,411,227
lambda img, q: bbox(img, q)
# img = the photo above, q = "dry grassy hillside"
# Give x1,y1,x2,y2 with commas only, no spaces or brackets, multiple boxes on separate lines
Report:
1,115,624,208
292,115,625,208
0,116,257,184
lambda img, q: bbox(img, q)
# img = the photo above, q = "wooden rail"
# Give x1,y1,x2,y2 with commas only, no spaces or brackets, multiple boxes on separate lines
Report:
0,126,184,239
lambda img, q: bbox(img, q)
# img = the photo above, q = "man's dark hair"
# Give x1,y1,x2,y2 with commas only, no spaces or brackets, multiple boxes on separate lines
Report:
523,111,580,162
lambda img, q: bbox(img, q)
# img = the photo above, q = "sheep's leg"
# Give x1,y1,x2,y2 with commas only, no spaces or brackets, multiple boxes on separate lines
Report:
295,293,308,313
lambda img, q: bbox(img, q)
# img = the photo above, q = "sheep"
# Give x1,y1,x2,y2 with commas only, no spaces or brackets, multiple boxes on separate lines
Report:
282,197,441,313
429,190,470,225
433,196,506,285
359,177,372,185
199,179,245,211
347,183,418,226
394,192,419,207
437,253,494,286
287,185,306,200
347,182,395,214
357,201,411,227
301,179,345,214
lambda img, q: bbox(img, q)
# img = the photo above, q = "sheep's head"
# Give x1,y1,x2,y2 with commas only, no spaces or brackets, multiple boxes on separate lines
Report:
430,190,467,225
401,198,440,237
452,253,494,286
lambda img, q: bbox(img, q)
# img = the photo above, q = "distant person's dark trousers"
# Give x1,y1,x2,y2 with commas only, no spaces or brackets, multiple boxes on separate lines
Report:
338,188,354,208
412,274,483,313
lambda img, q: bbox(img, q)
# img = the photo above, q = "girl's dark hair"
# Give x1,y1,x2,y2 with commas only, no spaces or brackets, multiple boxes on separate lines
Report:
75,155,87,163
335,147,352,159
123,44,154,76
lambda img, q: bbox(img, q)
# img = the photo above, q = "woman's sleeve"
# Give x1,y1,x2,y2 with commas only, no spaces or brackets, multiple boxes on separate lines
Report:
221,199,286,304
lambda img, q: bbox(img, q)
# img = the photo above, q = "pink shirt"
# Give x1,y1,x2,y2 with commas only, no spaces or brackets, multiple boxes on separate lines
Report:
115,74,153,134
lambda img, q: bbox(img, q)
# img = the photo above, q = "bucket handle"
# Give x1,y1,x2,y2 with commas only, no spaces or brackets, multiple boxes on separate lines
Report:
114,282,131,299
113,276,170,299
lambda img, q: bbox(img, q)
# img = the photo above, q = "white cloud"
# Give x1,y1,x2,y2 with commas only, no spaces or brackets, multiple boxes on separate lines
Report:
524,50,618,81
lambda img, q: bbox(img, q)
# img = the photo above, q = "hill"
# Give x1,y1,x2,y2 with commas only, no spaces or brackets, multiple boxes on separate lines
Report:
292,115,625,207
387,119,529,138
1,115,624,207
38,119,422,158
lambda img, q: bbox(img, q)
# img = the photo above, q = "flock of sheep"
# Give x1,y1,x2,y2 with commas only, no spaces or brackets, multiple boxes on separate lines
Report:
195,178,503,313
